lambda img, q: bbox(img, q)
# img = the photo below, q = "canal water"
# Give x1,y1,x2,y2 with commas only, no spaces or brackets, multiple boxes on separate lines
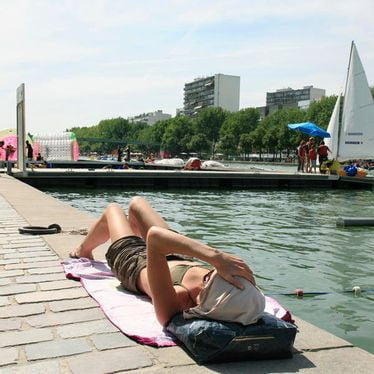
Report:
43,182,374,354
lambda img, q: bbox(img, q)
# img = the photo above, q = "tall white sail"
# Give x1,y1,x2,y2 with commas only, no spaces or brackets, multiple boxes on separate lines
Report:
325,94,341,159
337,41,374,161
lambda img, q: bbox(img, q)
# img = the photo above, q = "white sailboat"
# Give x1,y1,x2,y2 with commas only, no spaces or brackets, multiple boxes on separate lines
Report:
325,94,341,159
325,41,374,161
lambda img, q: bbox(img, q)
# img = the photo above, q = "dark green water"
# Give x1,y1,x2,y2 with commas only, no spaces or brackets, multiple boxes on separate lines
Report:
44,186,374,354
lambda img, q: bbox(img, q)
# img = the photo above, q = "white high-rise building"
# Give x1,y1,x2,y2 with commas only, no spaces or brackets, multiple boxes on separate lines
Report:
183,74,240,116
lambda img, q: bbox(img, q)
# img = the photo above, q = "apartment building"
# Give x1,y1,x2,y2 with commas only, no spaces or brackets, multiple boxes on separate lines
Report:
128,110,172,126
183,74,240,116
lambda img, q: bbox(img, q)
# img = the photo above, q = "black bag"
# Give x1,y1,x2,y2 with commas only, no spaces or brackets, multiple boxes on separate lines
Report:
166,312,297,364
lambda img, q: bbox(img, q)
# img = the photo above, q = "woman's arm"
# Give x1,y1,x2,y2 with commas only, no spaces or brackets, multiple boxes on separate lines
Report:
146,226,255,326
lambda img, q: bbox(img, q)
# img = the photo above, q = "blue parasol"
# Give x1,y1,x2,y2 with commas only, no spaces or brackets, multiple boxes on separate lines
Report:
287,122,331,138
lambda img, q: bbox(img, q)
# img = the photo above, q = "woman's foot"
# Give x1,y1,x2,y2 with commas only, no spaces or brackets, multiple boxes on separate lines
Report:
69,246,94,260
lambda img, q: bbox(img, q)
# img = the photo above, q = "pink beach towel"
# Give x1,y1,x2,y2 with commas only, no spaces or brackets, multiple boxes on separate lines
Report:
61,258,293,347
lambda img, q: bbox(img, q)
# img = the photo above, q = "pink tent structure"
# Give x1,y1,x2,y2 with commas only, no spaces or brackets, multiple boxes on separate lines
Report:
0,128,33,161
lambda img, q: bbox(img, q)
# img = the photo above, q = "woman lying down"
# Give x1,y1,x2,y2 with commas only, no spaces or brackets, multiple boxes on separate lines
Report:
70,196,265,326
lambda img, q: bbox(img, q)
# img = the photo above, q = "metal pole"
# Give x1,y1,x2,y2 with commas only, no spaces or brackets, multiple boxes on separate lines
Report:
16,83,26,174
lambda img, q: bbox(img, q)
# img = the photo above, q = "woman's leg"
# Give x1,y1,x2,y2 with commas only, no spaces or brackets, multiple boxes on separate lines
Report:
71,203,135,259
128,196,170,240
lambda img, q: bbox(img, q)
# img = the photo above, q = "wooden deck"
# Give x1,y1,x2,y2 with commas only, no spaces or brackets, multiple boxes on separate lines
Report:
10,168,374,189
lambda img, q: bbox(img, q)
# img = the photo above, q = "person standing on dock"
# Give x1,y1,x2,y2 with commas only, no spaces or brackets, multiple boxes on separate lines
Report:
0,141,4,160
124,146,131,162
317,141,331,173
297,141,306,172
309,146,317,173
5,144,15,161
304,137,315,173
25,140,34,161
117,147,123,162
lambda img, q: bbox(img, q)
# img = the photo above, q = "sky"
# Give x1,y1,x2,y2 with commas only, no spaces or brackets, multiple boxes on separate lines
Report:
1,0,374,134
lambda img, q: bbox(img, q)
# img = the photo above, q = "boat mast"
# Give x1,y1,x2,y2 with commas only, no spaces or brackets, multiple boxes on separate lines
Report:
337,41,354,160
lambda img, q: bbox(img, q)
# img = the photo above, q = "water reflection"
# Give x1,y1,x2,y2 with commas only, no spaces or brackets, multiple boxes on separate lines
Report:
43,186,374,354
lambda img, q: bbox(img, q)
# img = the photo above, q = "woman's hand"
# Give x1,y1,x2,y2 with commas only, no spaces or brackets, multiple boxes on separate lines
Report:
213,251,256,289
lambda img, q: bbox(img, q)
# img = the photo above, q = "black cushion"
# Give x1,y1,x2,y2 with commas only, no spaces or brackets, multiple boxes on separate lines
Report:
166,312,297,364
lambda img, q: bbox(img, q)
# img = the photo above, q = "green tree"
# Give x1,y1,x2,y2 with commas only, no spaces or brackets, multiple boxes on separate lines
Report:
70,125,102,154
306,96,337,129
263,125,279,159
217,134,236,157
239,133,252,159
187,134,210,155
161,116,194,156
149,120,170,145
220,108,260,149
248,125,266,160
278,108,307,157
194,107,227,158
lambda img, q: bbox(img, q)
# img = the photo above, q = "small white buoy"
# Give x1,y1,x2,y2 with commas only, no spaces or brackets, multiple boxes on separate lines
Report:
352,286,361,295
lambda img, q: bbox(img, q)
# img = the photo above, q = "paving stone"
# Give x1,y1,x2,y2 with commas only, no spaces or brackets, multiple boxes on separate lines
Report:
57,319,118,338
299,347,374,373
27,307,104,327
0,248,14,254
4,251,53,259
39,279,81,291
0,283,36,296
49,297,97,312
0,269,24,278
2,235,32,241
5,234,34,239
67,347,153,374
0,328,53,347
167,365,225,373
132,369,173,374
15,273,66,284
25,338,91,360
0,318,22,331
294,317,354,351
14,247,50,253
10,238,45,244
27,266,62,274
23,256,59,263
0,278,11,286
91,332,136,350
2,243,49,249
15,288,87,304
0,296,10,306
146,345,195,367
0,259,20,265
0,347,18,366
0,303,45,318
0,360,61,373
5,260,60,270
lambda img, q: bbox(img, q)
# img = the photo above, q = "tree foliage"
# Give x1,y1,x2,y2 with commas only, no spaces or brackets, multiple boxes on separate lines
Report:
306,96,337,129
69,94,340,160
194,107,227,157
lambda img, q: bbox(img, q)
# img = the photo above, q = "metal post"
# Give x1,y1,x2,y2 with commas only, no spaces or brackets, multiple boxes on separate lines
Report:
6,161,12,175
16,83,26,174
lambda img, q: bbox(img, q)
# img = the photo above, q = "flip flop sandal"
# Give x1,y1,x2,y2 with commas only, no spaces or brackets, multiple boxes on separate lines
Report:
19,224,62,235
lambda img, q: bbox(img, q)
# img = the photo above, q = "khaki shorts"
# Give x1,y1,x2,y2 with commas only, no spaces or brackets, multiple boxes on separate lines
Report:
106,235,192,294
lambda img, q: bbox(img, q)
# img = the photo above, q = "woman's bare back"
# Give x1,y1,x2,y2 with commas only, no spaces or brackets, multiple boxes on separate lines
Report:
137,260,211,309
